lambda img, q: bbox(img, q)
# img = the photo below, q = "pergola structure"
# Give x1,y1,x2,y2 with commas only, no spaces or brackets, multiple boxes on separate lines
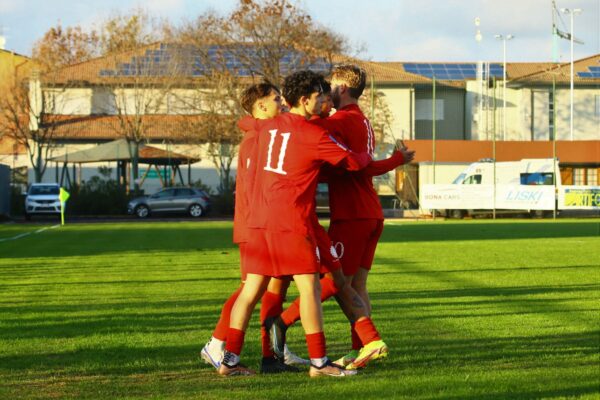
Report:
49,139,200,191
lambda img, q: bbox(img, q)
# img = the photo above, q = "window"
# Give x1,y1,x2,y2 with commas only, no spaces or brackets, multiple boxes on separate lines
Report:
586,169,598,186
153,189,174,198
29,185,59,195
463,174,482,184
176,188,194,197
520,172,554,185
416,99,444,120
573,168,586,185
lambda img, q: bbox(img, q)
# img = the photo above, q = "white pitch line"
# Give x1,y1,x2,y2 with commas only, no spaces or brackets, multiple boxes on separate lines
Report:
0,224,60,243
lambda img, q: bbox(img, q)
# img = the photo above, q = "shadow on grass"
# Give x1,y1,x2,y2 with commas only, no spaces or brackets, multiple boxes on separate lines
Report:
2,221,599,259
0,297,241,339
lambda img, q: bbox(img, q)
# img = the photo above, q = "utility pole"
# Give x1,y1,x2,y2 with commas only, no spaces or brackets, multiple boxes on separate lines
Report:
494,34,514,141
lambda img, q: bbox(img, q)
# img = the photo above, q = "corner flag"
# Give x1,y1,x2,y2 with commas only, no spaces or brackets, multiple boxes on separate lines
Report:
59,187,70,226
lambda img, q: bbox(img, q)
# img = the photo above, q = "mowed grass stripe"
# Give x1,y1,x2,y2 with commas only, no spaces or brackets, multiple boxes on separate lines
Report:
0,220,598,399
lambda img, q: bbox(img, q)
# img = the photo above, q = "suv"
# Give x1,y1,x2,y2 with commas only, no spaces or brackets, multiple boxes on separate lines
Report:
127,187,211,218
25,183,61,220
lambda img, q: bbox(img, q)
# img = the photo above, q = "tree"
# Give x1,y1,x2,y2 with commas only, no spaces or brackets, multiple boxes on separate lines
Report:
0,68,65,183
172,0,349,194
32,23,100,69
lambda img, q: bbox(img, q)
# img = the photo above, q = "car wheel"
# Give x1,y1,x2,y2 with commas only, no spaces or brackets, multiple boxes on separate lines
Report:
189,203,204,218
135,205,149,218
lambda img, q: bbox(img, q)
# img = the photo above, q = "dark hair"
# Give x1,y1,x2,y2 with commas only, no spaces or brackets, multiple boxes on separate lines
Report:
240,81,279,114
321,80,331,94
282,70,327,107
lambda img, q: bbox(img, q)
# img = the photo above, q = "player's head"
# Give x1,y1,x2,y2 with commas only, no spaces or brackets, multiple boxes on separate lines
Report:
240,81,282,119
319,80,333,118
330,64,367,107
282,70,327,117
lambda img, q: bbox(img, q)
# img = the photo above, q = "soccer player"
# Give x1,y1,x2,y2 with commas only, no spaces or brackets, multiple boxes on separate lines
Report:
201,82,289,371
218,70,371,377
312,64,415,368
267,82,413,370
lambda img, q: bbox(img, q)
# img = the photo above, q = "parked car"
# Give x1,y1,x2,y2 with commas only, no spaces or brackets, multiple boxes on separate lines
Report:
25,183,61,220
127,187,211,218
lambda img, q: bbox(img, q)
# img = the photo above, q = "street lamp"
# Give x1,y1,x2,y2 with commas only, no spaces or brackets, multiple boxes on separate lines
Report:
494,34,514,141
560,8,582,141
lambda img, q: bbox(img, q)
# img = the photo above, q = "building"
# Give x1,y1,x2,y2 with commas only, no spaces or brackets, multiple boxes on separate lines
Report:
2,43,599,201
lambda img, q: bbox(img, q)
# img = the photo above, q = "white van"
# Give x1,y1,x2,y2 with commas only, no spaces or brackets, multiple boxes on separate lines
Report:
452,158,561,186
421,159,561,218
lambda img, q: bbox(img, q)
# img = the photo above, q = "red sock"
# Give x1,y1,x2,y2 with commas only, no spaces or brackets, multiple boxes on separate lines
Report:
225,327,246,356
280,277,339,327
305,331,326,359
351,322,362,350
260,291,284,357
354,317,381,346
212,286,243,341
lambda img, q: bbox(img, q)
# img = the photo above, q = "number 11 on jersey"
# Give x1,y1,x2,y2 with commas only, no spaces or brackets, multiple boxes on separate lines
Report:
264,129,290,175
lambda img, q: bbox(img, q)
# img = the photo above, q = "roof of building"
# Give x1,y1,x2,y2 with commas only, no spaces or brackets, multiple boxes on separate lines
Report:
35,41,600,87
509,54,600,85
47,114,226,141
48,138,199,164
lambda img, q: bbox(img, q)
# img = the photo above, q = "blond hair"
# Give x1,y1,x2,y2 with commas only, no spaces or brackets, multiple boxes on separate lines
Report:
331,64,367,99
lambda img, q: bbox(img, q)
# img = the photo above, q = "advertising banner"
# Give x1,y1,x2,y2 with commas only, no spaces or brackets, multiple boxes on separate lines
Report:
421,184,555,210
559,186,600,210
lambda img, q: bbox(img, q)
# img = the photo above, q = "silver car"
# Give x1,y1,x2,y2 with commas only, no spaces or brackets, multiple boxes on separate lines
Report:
127,187,211,218
25,183,61,220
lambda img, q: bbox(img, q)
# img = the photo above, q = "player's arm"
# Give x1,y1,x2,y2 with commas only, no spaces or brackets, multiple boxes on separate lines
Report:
361,147,415,177
237,115,259,132
317,131,370,171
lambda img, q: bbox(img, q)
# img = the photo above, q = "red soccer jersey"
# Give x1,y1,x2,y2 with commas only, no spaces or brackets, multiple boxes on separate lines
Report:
311,104,383,221
232,116,258,244
248,112,370,236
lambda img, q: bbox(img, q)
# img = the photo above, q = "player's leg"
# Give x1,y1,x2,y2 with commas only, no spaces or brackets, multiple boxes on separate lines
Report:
293,272,355,377
201,284,243,369
218,273,270,376
259,277,299,373
350,267,371,315
345,220,387,369
269,272,341,358
201,242,249,369
329,219,388,369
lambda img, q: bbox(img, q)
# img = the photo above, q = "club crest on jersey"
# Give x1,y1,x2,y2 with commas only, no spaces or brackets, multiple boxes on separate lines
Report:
333,242,344,259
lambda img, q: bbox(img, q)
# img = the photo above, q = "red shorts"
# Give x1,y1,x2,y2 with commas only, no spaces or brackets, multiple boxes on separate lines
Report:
313,221,342,274
238,242,248,282
328,219,383,276
245,229,320,278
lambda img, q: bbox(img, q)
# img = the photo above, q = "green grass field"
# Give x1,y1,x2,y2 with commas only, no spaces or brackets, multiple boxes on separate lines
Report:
0,219,599,400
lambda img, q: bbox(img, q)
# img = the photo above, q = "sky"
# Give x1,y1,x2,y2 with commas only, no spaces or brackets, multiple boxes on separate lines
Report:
0,0,599,63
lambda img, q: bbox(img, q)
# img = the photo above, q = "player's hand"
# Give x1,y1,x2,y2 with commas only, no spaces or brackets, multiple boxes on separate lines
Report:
394,139,407,152
400,148,415,163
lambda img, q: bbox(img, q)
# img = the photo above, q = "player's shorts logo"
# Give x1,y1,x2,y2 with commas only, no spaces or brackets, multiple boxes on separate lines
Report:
315,246,321,263
329,244,340,262
333,241,344,259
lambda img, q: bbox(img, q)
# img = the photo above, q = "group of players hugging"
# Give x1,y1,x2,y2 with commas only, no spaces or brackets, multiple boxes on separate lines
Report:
200,64,415,377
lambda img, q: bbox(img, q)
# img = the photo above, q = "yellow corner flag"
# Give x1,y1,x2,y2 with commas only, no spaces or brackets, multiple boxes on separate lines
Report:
59,187,70,226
